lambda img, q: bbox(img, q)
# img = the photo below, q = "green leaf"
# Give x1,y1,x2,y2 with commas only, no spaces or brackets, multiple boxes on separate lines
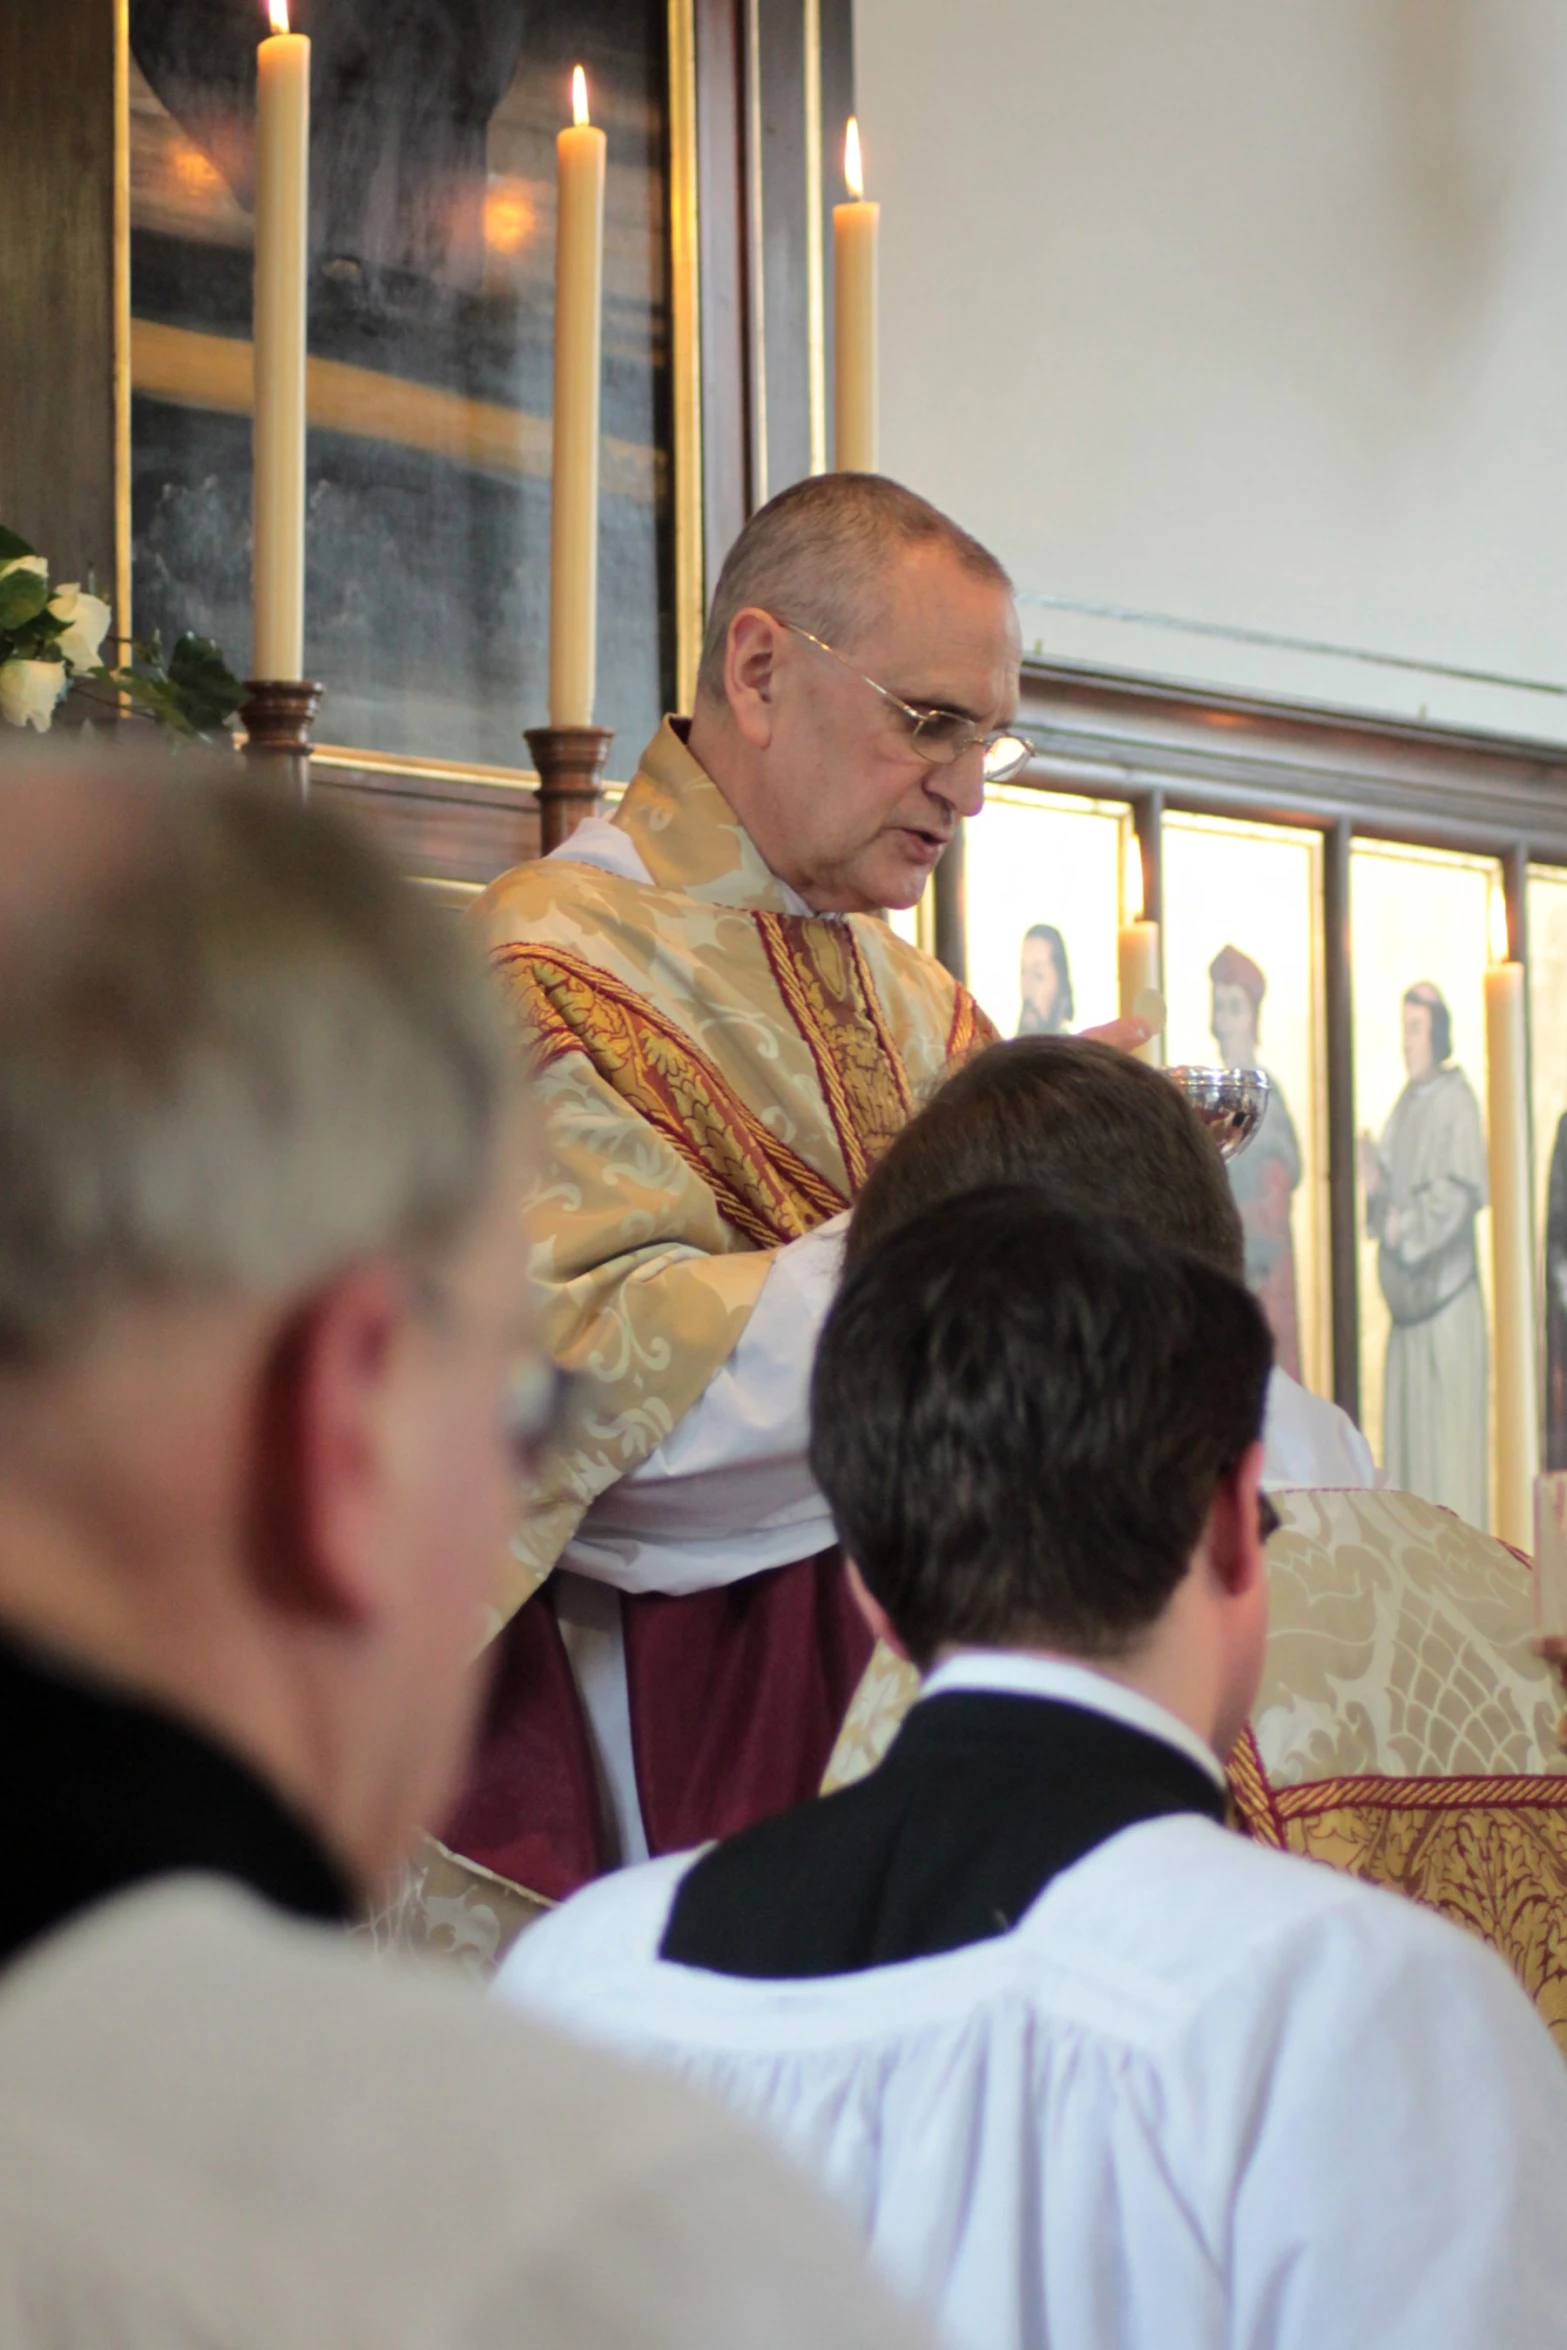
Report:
0,568,48,631
7,608,68,653
165,632,243,732
0,525,37,566
107,665,195,735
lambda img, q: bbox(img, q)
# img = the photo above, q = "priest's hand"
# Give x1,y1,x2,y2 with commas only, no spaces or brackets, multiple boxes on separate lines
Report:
1078,1017,1153,1055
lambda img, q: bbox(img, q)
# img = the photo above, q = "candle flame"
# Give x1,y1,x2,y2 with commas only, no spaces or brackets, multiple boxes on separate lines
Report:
844,116,864,200
269,0,289,32
1489,879,1511,966
572,64,590,126
1123,831,1145,925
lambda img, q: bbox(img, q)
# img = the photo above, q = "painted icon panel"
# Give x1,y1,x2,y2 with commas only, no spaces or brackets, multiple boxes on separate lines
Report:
1350,839,1498,1527
1162,813,1329,1401
959,785,1125,1042
1527,864,1567,1471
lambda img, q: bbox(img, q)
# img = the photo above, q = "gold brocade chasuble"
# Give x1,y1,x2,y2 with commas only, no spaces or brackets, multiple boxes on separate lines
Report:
471,719,994,1623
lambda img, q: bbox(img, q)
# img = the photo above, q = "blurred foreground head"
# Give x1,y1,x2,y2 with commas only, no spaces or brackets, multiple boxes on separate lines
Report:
0,747,528,1893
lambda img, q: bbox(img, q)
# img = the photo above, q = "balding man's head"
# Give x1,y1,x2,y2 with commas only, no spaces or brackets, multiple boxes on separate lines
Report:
0,746,536,1892
686,474,1021,916
695,474,1012,707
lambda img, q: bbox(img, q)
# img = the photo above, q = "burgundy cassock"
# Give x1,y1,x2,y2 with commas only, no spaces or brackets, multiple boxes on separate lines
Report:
442,1553,873,1901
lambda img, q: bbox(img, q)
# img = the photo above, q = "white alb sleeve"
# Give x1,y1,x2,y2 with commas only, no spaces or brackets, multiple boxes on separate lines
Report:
559,1215,848,1596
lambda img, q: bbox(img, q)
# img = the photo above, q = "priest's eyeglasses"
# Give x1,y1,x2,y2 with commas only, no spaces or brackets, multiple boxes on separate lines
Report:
779,619,1033,784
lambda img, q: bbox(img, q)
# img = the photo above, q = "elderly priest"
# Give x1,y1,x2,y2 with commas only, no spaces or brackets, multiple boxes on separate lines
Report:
445,474,1133,1901
497,1193,1567,2350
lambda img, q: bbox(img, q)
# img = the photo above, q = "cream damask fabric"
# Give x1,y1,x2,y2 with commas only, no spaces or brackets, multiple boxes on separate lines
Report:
1252,1489,1561,1784
471,721,986,1615
822,1641,921,1794
823,1490,1563,1794
360,1838,550,1977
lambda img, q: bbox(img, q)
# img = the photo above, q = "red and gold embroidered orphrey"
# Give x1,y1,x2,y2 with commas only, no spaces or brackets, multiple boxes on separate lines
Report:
494,942,849,1248
945,984,993,1067
752,913,917,1194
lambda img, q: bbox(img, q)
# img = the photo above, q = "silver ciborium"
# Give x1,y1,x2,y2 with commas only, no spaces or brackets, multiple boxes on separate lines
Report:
1166,1066,1271,1161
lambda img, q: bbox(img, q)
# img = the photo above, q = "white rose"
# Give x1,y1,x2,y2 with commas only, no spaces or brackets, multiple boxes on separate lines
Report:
48,583,113,672
0,657,67,732
0,554,47,588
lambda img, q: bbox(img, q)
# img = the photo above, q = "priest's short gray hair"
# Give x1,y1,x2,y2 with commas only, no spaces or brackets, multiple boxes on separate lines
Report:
695,473,1012,707
0,748,516,1367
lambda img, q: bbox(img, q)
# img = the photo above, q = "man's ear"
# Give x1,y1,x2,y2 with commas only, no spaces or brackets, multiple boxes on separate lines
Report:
247,1263,409,1630
844,1558,909,1659
725,607,782,749
1205,1438,1268,1602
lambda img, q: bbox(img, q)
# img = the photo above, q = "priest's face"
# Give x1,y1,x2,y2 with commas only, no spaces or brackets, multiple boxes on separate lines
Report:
741,541,1022,914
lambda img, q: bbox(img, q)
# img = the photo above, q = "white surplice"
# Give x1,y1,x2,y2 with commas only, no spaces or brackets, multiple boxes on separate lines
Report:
496,1652,1567,2350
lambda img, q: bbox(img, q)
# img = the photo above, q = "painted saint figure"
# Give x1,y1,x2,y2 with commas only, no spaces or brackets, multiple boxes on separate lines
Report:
1209,944,1303,1381
1359,982,1488,1525
1543,1113,1567,1470
1017,924,1074,1036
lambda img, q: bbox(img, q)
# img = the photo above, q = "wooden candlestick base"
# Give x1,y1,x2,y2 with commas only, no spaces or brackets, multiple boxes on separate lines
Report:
526,723,614,854
240,679,324,802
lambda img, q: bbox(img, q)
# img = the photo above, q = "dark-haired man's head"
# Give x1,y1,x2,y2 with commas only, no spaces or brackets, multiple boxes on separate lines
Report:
813,1191,1273,1756
847,1035,1245,1280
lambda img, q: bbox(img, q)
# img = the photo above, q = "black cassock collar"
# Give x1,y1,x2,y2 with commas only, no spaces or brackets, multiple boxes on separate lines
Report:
0,1624,352,1974
661,1688,1228,1981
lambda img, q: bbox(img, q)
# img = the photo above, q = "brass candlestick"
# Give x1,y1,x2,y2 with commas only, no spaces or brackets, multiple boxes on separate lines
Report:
240,679,324,801
525,723,614,854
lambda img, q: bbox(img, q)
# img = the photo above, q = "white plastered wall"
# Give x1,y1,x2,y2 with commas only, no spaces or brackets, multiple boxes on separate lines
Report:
855,0,1567,739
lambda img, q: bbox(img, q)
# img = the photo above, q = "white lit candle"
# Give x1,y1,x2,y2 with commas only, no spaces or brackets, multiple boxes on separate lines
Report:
1485,883,1537,1548
833,118,879,473
548,66,606,727
252,0,310,680
1118,830,1162,1065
